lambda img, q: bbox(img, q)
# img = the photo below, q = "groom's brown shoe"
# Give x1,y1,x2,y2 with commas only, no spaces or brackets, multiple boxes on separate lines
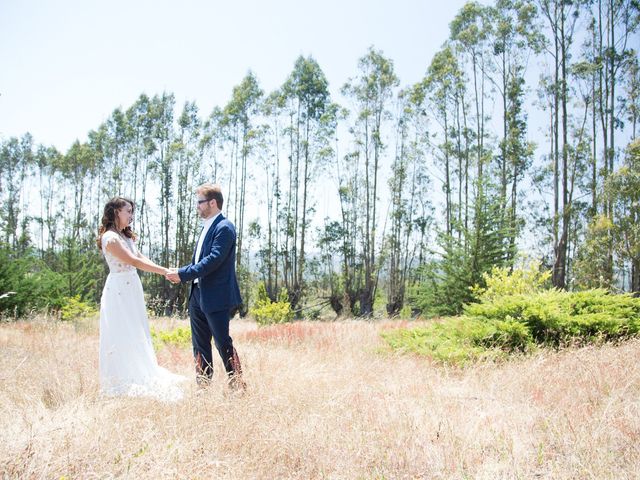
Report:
228,373,246,393
194,352,213,388
229,348,246,393
196,374,211,389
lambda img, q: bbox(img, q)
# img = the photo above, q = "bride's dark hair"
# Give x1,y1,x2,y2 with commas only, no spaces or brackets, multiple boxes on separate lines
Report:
96,197,138,250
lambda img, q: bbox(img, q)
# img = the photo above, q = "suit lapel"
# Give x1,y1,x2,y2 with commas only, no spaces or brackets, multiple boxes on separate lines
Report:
191,227,202,264
196,214,225,263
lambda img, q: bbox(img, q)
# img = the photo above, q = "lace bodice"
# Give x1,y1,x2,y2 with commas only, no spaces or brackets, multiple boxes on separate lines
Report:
101,230,138,273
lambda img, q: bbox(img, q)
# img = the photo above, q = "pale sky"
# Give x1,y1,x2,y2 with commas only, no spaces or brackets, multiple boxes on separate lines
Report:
1,0,469,151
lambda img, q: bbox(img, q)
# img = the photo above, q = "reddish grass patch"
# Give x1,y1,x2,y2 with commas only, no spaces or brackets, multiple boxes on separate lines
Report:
156,345,192,366
379,320,411,330
239,322,337,345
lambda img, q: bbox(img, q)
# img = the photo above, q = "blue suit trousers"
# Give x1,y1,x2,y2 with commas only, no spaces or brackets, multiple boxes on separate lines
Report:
189,283,238,380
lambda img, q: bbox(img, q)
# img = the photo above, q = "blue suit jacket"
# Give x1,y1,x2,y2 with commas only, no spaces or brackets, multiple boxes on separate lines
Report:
178,214,242,314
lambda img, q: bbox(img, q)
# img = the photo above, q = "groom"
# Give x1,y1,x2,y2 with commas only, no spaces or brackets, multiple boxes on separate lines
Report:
166,183,245,390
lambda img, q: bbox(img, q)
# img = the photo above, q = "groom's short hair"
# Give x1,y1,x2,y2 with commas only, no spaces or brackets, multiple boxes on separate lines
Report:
197,183,224,209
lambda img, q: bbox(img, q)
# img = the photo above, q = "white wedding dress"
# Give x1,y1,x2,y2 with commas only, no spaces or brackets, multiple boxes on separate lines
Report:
99,230,185,401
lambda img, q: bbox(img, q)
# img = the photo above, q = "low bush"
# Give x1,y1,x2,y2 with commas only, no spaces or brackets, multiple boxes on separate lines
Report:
382,315,534,364
471,261,551,302
384,265,640,364
60,295,97,321
465,288,640,345
150,325,191,349
251,283,293,326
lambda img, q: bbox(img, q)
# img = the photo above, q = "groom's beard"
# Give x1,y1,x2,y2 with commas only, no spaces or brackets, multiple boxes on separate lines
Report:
199,207,214,219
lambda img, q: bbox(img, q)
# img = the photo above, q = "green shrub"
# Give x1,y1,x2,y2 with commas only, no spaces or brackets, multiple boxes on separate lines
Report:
399,304,413,319
569,289,640,317
408,256,477,318
251,283,293,326
477,317,534,352
150,325,191,348
60,295,97,321
0,245,68,317
385,269,640,364
382,317,510,364
465,288,640,346
471,261,551,302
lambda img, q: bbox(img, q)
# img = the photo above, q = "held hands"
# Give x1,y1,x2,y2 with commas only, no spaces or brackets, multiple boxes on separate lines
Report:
164,267,181,284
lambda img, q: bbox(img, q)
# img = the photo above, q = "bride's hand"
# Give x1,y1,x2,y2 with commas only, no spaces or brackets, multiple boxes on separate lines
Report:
165,268,181,284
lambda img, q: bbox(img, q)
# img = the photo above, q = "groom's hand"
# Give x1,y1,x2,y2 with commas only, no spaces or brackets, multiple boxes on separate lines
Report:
165,268,181,284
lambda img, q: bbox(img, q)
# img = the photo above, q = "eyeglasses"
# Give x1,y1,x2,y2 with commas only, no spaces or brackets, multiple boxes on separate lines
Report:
197,199,210,205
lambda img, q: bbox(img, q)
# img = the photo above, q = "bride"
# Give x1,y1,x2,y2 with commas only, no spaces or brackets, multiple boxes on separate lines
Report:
96,196,185,401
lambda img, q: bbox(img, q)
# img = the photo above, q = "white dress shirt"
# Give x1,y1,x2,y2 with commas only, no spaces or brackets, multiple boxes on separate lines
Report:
193,212,220,283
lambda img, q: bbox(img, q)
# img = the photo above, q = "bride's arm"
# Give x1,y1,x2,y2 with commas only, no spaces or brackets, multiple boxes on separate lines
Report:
105,239,168,275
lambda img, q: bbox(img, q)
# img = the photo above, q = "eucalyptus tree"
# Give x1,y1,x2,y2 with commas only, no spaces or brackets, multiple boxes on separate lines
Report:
258,90,287,300
574,21,603,217
147,93,176,289
537,0,588,288
342,47,399,316
487,0,542,259
19,136,34,249
423,44,465,238
627,55,639,139
0,135,34,250
280,55,334,311
386,85,432,315
450,2,492,213
200,106,224,183
596,1,638,284
125,94,156,249
325,106,359,315
59,141,99,242
578,137,640,290
222,72,263,273
591,0,639,200
450,2,517,288
605,139,640,291
449,0,515,291
33,144,62,254
146,102,202,315
503,70,537,259
104,108,130,196
86,124,108,229
334,150,363,315
175,101,202,264
53,140,103,300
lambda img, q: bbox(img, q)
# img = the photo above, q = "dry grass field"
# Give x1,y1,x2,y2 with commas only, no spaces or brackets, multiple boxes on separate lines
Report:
1,316,639,479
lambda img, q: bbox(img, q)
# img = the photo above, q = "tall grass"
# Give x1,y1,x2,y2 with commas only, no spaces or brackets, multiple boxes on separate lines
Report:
1,316,639,478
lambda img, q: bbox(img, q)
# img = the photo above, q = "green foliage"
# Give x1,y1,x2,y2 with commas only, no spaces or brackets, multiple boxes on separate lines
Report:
0,234,107,318
235,262,252,317
573,140,640,292
408,245,476,318
386,265,640,364
251,283,293,326
150,325,192,348
409,197,516,317
399,304,413,319
60,295,97,321
55,236,105,302
465,289,640,345
0,244,66,317
605,139,640,287
386,289,640,364
381,316,525,365
573,215,616,290
472,261,551,301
